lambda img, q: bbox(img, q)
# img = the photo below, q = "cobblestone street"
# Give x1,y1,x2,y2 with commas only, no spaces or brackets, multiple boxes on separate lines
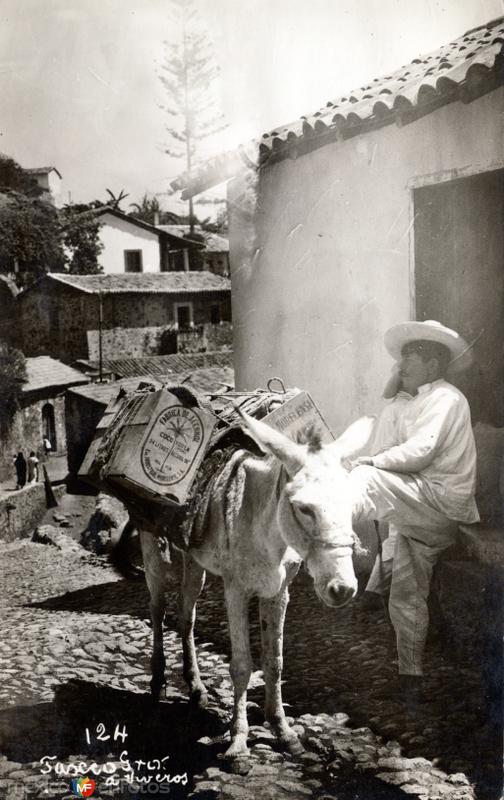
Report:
0,503,501,800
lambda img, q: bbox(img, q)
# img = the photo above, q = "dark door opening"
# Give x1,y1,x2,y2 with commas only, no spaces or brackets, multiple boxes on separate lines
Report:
414,169,504,426
42,403,57,451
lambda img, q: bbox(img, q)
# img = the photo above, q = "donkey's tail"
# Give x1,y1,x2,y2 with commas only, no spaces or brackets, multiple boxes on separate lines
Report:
109,518,145,581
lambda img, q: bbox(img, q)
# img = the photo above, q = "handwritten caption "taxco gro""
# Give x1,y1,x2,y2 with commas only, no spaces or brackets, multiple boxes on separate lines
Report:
39,722,189,795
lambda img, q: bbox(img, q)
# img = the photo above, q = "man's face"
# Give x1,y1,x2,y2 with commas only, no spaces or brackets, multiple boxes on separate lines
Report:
399,350,431,395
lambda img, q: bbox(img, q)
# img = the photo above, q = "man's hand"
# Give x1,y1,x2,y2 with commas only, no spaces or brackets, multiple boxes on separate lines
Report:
350,456,374,470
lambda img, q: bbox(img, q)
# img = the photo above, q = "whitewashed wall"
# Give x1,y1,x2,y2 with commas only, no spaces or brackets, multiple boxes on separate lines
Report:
228,88,504,435
98,212,161,273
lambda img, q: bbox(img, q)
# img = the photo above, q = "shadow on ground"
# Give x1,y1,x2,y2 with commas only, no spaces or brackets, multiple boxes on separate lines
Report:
28,579,150,618
0,679,227,797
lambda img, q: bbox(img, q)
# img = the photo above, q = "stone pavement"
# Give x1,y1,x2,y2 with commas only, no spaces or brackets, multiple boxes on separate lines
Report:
0,511,500,800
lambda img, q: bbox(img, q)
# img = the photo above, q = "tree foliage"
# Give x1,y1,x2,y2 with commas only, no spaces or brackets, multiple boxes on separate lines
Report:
129,193,183,226
0,193,65,286
60,204,104,275
0,341,27,431
0,154,43,198
159,0,226,230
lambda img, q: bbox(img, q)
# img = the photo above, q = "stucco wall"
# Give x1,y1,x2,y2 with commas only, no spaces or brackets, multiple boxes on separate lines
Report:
228,88,504,434
65,391,105,476
99,213,161,273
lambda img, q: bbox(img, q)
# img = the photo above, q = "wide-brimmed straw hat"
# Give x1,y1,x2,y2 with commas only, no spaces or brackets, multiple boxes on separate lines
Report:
384,320,473,373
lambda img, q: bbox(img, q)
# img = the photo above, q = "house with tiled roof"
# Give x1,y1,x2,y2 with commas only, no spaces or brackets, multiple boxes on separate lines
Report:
0,356,89,481
16,272,232,365
92,207,203,274
172,16,504,432
25,166,63,205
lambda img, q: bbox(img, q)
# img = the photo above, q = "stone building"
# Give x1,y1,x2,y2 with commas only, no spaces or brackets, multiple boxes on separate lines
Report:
17,272,232,363
0,356,89,481
173,16,504,434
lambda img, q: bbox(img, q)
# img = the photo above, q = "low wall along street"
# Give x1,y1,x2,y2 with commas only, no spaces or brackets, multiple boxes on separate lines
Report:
0,483,66,543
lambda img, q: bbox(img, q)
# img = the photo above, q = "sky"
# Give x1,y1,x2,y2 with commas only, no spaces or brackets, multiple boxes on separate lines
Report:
0,0,502,213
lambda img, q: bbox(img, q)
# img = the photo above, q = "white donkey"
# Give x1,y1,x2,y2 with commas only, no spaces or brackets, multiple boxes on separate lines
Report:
127,409,374,760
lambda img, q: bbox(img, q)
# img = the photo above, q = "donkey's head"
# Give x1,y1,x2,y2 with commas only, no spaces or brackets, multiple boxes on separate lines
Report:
236,407,375,609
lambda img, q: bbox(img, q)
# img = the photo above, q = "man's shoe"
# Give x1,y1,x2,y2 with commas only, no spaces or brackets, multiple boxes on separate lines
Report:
372,675,425,706
399,675,426,708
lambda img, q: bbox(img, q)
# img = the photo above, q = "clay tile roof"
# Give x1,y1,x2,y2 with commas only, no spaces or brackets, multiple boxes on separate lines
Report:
23,356,90,394
25,166,62,179
172,16,504,199
46,271,231,294
157,225,229,253
68,365,235,406
86,351,233,379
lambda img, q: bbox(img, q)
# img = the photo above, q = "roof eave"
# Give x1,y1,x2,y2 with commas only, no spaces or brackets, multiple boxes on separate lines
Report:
173,37,504,199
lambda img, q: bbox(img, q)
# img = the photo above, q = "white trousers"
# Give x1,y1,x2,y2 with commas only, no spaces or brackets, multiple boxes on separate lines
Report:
350,466,458,676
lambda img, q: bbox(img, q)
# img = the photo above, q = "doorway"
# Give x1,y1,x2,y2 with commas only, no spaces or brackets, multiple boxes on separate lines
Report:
42,403,57,451
414,168,504,425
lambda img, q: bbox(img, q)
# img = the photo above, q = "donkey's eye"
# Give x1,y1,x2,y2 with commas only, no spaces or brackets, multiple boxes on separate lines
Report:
296,504,315,519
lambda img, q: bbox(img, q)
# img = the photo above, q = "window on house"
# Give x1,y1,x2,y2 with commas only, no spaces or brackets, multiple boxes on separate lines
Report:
175,303,193,330
124,250,143,272
210,303,221,324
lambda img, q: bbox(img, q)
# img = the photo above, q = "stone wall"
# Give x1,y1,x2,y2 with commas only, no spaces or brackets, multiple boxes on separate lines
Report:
87,325,166,359
203,321,233,351
0,482,66,542
0,394,67,482
19,284,231,363
19,284,91,362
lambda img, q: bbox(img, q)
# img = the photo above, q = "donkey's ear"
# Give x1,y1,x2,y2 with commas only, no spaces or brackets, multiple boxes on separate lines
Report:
328,415,376,462
234,404,307,475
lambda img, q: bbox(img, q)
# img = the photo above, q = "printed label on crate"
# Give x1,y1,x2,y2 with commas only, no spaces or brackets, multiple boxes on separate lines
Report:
263,391,334,443
140,404,206,486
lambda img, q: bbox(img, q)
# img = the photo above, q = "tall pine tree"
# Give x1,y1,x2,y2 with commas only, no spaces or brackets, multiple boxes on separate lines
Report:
159,0,226,233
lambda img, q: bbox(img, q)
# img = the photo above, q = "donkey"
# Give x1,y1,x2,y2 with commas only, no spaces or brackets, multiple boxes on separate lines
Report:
125,409,374,760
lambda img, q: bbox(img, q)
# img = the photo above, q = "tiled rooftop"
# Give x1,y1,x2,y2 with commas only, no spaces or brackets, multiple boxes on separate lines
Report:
23,357,90,394
25,166,62,177
86,351,233,379
157,225,229,253
69,365,235,406
172,16,504,198
45,271,231,294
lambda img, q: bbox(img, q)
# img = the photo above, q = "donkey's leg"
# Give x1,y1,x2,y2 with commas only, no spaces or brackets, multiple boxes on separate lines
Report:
223,585,252,758
178,554,208,708
140,531,173,700
260,583,304,755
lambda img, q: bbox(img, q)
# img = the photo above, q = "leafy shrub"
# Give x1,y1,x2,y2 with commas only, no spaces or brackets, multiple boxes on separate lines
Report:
0,341,27,431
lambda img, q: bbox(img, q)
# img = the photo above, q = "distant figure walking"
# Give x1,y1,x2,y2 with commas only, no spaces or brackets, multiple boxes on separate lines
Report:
14,452,27,489
27,451,39,484
43,437,52,457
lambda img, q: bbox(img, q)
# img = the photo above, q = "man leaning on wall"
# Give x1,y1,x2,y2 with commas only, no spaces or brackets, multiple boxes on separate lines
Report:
348,320,478,706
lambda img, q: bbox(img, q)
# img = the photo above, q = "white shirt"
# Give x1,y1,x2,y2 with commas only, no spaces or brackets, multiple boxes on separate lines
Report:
372,380,479,524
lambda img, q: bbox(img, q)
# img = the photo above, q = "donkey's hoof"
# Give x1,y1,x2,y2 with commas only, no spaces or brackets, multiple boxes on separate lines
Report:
229,757,251,775
283,734,305,756
221,736,249,762
150,679,165,701
189,687,208,709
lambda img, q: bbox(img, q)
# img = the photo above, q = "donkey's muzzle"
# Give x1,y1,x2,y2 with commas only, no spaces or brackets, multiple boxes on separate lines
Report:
324,580,357,608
